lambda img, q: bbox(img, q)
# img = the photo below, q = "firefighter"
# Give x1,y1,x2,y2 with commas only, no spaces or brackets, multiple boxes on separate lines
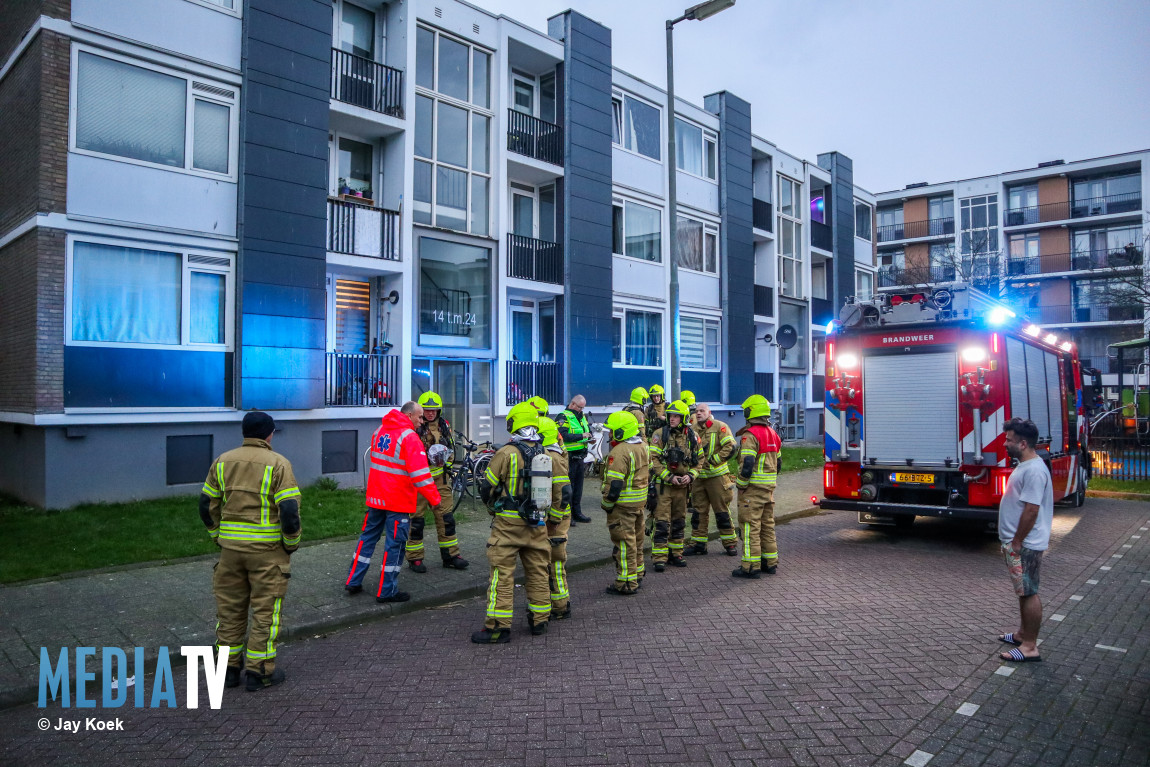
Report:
732,395,782,579
623,387,648,443
539,416,573,619
679,390,698,426
686,402,739,556
199,411,301,691
648,400,699,571
407,391,469,573
645,384,668,438
528,395,549,417
601,410,650,594
472,402,552,643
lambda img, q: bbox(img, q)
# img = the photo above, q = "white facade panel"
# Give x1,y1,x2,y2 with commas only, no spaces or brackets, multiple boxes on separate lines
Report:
613,148,664,198
612,255,664,300
863,351,959,466
67,153,237,236
854,236,873,266
72,0,242,71
676,172,719,214
680,273,720,308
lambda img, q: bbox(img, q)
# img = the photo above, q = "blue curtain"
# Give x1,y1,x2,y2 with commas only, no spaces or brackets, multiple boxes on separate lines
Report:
72,242,181,344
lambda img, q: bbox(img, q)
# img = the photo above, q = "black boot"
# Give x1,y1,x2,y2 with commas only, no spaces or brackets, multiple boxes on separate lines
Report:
225,667,243,688
682,542,707,556
572,511,592,523
245,668,285,692
442,553,470,570
731,567,761,580
724,545,738,557
409,559,427,574
553,604,572,620
377,591,411,603
471,627,511,644
761,558,777,575
668,555,688,568
653,562,666,573
528,614,549,636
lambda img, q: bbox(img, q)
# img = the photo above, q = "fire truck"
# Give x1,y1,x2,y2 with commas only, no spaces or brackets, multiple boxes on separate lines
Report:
818,282,1090,527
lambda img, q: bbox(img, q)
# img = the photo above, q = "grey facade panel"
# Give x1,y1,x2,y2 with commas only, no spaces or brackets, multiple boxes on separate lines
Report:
818,151,855,311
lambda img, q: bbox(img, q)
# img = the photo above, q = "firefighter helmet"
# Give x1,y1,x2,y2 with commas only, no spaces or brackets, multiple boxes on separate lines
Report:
629,387,649,406
538,416,560,447
648,384,665,398
679,390,696,407
418,391,444,410
666,400,690,423
742,394,771,420
606,410,640,441
528,395,549,417
506,402,540,435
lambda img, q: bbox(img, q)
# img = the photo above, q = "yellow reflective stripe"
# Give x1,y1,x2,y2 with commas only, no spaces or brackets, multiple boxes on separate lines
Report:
485,467,500,486
508,452,519,497
219,521,280,532
437,538,458,548
429,466,445,477
273,486,300,504
201,484,221,498
527,603,550,613
619,540,629,581
267,597,282,657
207,527,219,538
496,510,521,518
260,465,273,526
282,532,301,546
552,475,570,484
216,462,226,502
486,569,502,617
605,470,625,480
619,489,647,503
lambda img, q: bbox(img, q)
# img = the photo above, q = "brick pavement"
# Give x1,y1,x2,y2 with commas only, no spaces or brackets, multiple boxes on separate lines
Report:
1,494,1147,766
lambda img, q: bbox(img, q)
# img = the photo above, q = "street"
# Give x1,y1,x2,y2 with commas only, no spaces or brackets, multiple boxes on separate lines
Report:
2,499,1147,767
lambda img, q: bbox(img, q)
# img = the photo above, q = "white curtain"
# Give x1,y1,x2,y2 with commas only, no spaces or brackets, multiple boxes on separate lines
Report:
72,242,181,344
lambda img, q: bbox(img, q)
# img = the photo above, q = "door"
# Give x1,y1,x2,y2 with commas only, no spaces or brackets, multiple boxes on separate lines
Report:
780,373,806,441
511,309,533,361
512,190,535,238
410,359,493,443
512,74,535,115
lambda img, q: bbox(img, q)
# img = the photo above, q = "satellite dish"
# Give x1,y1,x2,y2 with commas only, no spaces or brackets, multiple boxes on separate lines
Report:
776,324,797,350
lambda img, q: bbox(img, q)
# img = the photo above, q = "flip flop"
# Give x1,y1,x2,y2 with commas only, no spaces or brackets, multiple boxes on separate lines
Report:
999,633,1022,646
1001,647,1041,663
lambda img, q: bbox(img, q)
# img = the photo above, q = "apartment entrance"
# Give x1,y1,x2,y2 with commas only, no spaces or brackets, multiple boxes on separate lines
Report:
411,358,493,442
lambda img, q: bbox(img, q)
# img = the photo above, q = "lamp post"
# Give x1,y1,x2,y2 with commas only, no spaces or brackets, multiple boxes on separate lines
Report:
666,0,735,400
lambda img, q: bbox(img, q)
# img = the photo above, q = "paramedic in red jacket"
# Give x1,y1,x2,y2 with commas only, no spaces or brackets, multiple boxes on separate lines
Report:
344,401,441,603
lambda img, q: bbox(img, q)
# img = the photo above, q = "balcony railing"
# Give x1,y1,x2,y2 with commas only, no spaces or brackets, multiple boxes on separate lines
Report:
752,198,773,232
1005,192,1142,226
330,48,404,118
507,233,563,284
754,372,774,399
1005,248,1144,277
506,360,561,406
327,198,401,260
877,264,968,288
325,352,400,407
507,109,563,166
811,220,833,252
753,284,774,316
875,217,956,243
1028,303,1145,325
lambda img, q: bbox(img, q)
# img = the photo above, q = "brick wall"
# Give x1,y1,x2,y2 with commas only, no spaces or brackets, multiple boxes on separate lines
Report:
0,228,65,413
39,29,68,219
0,0,70,67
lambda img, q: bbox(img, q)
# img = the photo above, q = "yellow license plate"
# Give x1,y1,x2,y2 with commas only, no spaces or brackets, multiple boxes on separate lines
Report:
891,472,935,484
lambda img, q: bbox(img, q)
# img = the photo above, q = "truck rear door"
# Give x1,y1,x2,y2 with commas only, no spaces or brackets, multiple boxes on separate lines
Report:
863,351,959,466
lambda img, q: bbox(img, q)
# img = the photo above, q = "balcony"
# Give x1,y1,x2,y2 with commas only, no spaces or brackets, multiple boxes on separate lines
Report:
1030,303,1145,325
877,264,964,288
327,198,401,261
810,297,835,327
325,352,400,407
1006,248,1144,277
754,284,774,317
506,360,561,406
507,234,563,285
875,217,956,243
811,221,833,252
753,198,773,232
330,48,404,118
1005,192,1142,226
507,109,563,166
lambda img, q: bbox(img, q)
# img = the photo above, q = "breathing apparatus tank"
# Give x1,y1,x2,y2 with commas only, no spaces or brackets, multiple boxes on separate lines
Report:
525,452,553,526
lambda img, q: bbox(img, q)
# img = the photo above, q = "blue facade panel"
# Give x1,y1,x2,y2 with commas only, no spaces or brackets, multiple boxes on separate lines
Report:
64,348,232,408
682,372,721,404
613,369,664,406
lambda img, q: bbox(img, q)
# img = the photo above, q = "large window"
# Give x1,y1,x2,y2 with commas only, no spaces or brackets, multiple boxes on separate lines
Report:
674,118,717,180
337,2,375,59
676,215,718,274
70,240,232,348
612,200,662,262
614,309,662,367
877,206,903,232
960,195,998,255
611,92,660,160
1073,173,1140,205
854,201,872,241
777,179,803,299
413,27,492,235
681,316,720,370
73,49,236,177
778,302,807,370
778,176,801,218
928,195,954,221
1074,224,1144,266
1007,185,1037,212
855,270,873,301
418,237,491,349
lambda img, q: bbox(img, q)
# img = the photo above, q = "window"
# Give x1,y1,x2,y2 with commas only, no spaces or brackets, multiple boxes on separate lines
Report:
811,261,827,299
778,176,800,218
1007,185,1037,212
611,93,660,160
613,200,662,262
1073,173,1140,205
876,206,903,237
681,316,720,370
674,118,717,180
69,239,232,349
616,309,662,367
778,302,807,370
337,137,373,197
854,201,872,241
188,0,237,12
928,195,954,221
74,49,236,178
855,270,873,301
1008,232,1039,261
930,242,955,281
418,237,491,349
777,180,803,298
612,317,623,363
810,192,826,224
676,215,719,274
413,28,493,235
338,2,375,59
960,195,998,255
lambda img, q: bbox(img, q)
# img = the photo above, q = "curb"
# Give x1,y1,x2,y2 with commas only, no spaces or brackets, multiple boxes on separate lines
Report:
1086,489,1150,502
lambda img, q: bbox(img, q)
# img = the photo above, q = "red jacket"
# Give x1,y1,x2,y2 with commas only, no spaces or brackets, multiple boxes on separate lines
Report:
366,409,441,513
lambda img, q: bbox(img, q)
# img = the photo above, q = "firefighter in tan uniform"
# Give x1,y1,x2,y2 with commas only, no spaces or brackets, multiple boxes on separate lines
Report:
732,395,782,579
686,402,739,556
538,417,573,619
601,410,650,594
644,384,669,439
648,400,699,571
472,402,552,643
199,411,301,691
679,390,698,427
407,391,469,573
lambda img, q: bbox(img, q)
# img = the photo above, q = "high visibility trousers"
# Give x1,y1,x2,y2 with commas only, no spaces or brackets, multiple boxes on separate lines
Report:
606,504,644,592
484,517,551,630
213,546,290,677
736,484,777,573
652,482,689,563
690,474,737,549
407,481,460,562
548,513,572,612
345,509,410,598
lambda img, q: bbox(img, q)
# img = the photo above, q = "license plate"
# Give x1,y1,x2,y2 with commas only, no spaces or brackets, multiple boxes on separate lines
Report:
891,472,935,485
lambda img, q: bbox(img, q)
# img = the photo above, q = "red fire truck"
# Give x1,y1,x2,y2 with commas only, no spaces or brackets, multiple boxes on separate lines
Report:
818,283,1090,527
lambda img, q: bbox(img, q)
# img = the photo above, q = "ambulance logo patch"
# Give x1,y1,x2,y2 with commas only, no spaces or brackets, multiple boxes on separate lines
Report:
378,434,392,452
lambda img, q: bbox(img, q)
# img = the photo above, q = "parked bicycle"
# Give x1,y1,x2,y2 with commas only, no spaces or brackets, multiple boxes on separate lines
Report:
449,430,497,513
584,421,610,478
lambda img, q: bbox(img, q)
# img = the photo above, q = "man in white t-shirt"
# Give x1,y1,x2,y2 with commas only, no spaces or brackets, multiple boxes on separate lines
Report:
997,418,1053,663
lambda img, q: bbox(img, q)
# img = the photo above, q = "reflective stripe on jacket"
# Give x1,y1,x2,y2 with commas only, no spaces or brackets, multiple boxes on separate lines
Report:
735,421,781,488
365,409,442,513
201,438,302,552
559,409,590,452
601,440,649,509
695,418,737,479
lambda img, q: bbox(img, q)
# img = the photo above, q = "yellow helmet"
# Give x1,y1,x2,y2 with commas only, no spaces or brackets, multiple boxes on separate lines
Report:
605,410,640,441
629,387,649,406
538,416,560,447
742,394,771,420
418,391,443,409
506,402,540,435
528,395,549,417
666,400,690,422
648,384,665,398
679,390,696,407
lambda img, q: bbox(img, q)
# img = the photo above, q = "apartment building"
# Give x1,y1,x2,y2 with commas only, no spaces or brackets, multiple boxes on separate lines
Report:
874,151,1149,382
0,0,872,507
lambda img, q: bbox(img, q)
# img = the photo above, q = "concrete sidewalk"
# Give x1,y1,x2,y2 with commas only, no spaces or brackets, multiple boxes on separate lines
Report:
0,468,822,708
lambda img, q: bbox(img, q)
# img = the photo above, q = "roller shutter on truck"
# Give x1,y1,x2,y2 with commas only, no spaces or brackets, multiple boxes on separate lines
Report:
1006,336,1064,450
863,352,959,466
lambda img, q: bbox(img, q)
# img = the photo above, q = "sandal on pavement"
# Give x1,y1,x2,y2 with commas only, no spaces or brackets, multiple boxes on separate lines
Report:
1001,647,1041,663
999,633,1022,646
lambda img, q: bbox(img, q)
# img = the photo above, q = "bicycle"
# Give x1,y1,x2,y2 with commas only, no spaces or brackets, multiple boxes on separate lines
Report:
449,430,497,513
583,422,610,478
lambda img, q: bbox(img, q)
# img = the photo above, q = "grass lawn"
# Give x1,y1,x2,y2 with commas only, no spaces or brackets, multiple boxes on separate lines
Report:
727,444,824,476
1088,477,1150,496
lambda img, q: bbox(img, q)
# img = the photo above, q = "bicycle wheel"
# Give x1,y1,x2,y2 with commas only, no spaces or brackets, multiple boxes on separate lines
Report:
471,454,493,495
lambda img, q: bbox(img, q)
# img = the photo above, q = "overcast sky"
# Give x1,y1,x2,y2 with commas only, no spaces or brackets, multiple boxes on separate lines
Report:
477,0,1150,194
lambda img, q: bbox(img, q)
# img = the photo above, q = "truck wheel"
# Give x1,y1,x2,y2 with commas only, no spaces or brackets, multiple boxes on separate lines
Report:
894,515,915,529
1073,462,1087,508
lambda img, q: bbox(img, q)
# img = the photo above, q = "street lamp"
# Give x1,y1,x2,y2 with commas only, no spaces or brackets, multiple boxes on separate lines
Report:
666,0,736,400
